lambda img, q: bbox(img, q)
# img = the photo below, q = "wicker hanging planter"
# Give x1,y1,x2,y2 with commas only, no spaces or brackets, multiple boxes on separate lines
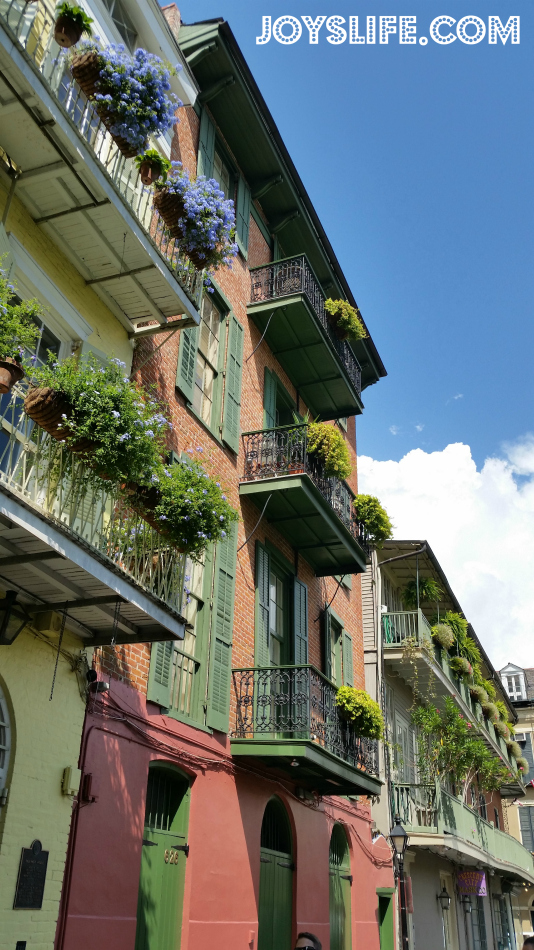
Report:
153,189,186,238
0,359,24,394
95,107,146,159
24,387,94,453
54,15,83,48
71,50,101,98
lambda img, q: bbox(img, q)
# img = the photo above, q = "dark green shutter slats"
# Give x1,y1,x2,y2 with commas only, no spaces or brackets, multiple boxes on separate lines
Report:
292,578,308,665
263,368,277,430
147,641,174,707
221,315,244,453
342,632,354,686
176,326,199,403
197,109,215,179
207,524,238,732
323,607,332,681
255,542,271,667
236,177,251,256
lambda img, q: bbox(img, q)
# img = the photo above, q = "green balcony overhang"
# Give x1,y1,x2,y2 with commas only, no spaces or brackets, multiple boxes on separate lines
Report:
239,473,368,577
248,295,363,421
230,737,383,796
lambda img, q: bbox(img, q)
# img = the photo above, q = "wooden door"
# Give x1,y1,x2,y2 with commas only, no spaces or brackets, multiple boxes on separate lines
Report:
135,767,190,950
329,825,352,950
258,799,293,950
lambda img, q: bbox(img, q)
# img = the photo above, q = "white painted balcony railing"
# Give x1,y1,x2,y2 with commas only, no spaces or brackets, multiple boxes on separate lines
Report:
382,609,432,647
0,384,185,615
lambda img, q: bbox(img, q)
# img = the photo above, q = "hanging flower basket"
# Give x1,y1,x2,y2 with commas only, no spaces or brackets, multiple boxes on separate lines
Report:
95,105,146,159
324,299,367,343
54,3,93,49
0,359,24,394
153,188,186,238
24,387,94,452
71,50,101,98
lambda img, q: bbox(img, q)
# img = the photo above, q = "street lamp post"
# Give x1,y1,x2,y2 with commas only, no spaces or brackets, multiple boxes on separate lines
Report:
389,816,410,950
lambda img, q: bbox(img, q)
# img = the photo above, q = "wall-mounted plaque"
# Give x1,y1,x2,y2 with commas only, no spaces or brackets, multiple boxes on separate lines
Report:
13,840,49,909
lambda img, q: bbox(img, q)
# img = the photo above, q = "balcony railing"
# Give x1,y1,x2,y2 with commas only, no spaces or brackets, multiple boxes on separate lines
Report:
250,256,362,395
232,665,379,776
392,781,534,877
382,609,432,647
242,425,370,554
0,0,203,307
0,385,185,614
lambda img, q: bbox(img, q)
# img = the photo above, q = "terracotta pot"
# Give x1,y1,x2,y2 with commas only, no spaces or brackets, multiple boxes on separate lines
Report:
71,50,102,99
0,359,24,394
23,387,94,453
54,15,83,48
138,161,161,186
153,188,186,238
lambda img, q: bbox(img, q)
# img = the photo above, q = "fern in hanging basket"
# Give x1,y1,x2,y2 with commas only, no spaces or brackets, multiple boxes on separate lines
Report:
324,298,367,342
516,756,530,776
431,623,454,650
469,685,488,704
481,702,500,723
335,686,384,739
353,495,393,547
507,740,522,759
449,655,472,679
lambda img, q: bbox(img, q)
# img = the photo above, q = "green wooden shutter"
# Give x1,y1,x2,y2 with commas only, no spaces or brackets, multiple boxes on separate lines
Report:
235,177,251,256
197,109,215,179
255,541,271,667
263,368,277,429
292,578,308,665
323,607,332,681
147,641,174,707
342,632,354,686
176,326,199,403
221,315,244,453
207,525,238,732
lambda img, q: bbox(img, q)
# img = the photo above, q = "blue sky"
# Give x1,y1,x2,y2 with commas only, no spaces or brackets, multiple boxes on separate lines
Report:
175,1,533,467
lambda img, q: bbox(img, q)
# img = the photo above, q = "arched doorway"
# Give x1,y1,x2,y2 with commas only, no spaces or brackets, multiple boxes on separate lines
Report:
329,824,352,950
258,797,294,950
0,684,12,793
135,764,190,950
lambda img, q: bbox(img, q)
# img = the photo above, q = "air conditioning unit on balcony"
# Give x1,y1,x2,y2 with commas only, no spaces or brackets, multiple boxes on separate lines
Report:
515,732,527,743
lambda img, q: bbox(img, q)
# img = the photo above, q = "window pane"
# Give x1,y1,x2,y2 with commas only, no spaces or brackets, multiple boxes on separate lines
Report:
213,150,231,200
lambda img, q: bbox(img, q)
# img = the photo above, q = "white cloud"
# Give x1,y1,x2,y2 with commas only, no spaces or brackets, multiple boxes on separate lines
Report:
415,424,424,433
453,393,464,400
389,425,400,436
358,437,534,670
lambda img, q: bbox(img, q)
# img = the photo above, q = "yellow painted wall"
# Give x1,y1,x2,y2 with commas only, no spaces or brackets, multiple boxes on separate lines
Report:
0,626,86,950
0,180,132,366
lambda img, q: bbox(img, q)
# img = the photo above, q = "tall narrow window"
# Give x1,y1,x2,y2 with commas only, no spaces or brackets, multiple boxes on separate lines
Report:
269,566,287,666
170,555,205,717
102,0,138,49
213,150,232,200
193,295,221,425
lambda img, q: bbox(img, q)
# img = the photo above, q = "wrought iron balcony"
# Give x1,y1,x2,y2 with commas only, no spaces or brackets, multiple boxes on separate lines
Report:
391,781,534,882
0,385,185,645
248,255,363,421
0,0,202,328
231,665,381,796
240,425,370,577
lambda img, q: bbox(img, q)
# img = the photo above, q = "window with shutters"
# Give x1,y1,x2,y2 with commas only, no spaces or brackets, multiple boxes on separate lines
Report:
147,526,238,733
323,607,353,687
255,541,308,668
213,150,232,201
176,292,243,453
263,368,297,430
101,0,138,49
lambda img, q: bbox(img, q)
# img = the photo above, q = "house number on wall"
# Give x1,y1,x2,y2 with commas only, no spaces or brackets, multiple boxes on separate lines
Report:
164,849,180,864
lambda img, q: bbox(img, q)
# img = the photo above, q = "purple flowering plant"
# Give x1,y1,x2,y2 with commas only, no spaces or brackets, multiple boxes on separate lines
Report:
145,457,238,558
28,353,171,484
155,162,238,270
76,41,182,151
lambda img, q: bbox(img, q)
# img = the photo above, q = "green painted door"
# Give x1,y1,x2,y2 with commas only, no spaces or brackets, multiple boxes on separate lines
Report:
378,894,394,950
135,767,190,950
258,799,293,950
329,825,352,950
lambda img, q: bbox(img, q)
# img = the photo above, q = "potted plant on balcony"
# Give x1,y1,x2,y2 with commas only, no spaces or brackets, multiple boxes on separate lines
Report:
507,739,522,759
431,623,455,651
128,456,238,558
402,577,443,610
24,354,169,484
449,656,472,679
0,268,41,393
516,756,529,775
480,701,500,723
494,720,510,740
324,299,367,342
54,3,93,49
335,686,384,739
153,163,238,269
352,494,393,548
135,149,171,187
469,684,488,704
70,42,181,158
305,420,352,479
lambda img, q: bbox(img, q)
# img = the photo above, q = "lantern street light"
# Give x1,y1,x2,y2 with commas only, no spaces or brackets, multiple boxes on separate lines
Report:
437,885,452,911
460,894,473,913
389,816,410,950
0,591,28,645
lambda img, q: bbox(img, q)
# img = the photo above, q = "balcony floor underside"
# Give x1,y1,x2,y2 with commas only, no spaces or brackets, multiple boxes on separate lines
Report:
0,30,200,330
240,475,368,576
0,485,185,645
248,297,363,421
230,737,382,796
403,831,534,885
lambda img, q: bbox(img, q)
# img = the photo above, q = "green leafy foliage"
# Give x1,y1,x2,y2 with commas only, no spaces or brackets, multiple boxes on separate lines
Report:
134,148,171,182
411,697,514,796
481,678,497,701
431,623,455,650
507,741,522,760
55,3,93,34
441,610,469,647
0,268,41,364
307,422,352,479
449,655,472,679
495,699,509,722
507,722,516,737
481,702,500,723
469,685,489,704
29,354,168,484
516,756,529,775
494,720,510,740
353,494,393,547
144,457,239,559
324,298,366,342
335,686,384,739
460,637,482,669
402,577,443,609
